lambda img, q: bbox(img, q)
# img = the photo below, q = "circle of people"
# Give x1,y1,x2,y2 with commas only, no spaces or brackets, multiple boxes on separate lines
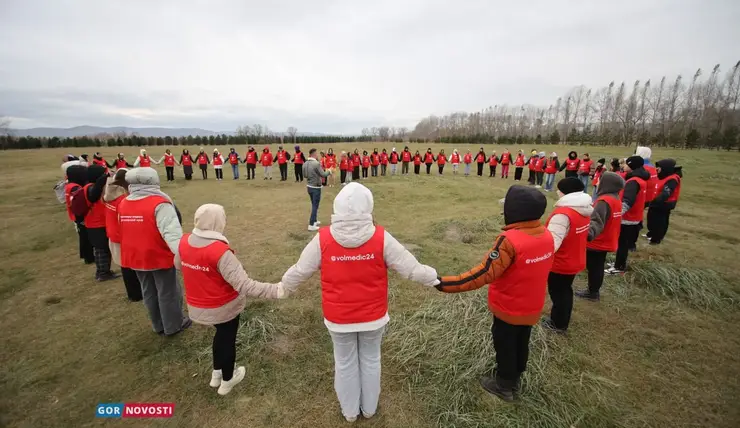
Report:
59,145,681,421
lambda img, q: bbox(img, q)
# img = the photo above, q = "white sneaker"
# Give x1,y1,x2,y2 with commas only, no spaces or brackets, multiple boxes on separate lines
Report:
345,415,358,423
362,411,375,419
217,366,246,396
308,225,320,232
315,221,321,225
535,185,542,188
210,370,222,387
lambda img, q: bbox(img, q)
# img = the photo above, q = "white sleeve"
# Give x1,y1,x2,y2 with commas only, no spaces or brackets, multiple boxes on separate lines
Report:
133,157,141,167
154,203,183,257
383,231,438,286
547,214,570,253
281,235,322,293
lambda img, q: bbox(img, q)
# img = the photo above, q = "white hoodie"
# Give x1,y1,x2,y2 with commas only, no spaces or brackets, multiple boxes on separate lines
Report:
281,182,438,333
547,191,594,252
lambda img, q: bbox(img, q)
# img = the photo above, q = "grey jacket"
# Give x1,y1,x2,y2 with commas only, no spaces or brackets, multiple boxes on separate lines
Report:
303,157,331,188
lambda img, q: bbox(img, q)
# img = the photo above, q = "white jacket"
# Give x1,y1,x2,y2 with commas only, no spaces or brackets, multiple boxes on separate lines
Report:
281,182,438,333
547,191,594,252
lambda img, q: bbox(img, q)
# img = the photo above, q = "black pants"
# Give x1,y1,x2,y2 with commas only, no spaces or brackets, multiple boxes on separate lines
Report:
647,206,672,243
514,167,523,181
362,167,368,178
414,164,420,174
183,165,193,180
615,223,641,270
586,249,608,294
381,164,387,176
340,170,347,183
215,169,223,180
438,165,444,174
246,164,256,179
536,171,544,186
279,163,288,181
565,170,578,178
527,169,535,184
402,162,409,174
492,316,532,382
477,163,484,176
88,227,111,278
213,315,240,381
165,166,175,181
77,224,95,263
200,165,208,179
489,165,496,177
371,165,378,176
426,164,432,174
295,163,304,182
122,267,143,301
548,272,575,330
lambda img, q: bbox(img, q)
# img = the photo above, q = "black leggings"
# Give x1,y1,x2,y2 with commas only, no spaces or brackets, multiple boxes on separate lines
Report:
295,163,304,182
352,166,360,180
213,315,240,381
647,206,672,243
362,167,368,178
247,164,256,179
402,162,409,174
489,165,497,177
414,164,420,174
279,163,289,180
477,163,484,176
122,267,142,301
536,171,544,186
200,165,208,179
527,169,535,184
426,163,432,174
215,169,223,180
340,170,347,183
77,224,94,263
586,250,608,294
438,165,444,174
165,166,175,181
381,164,387,176
492,316,532,382
548,272,575,330
371,165,378,176
615,223,641,270
514,167,523,180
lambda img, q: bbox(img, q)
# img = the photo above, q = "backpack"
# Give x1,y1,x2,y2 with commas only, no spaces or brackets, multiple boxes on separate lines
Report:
54,180,66,204
70,186,90,218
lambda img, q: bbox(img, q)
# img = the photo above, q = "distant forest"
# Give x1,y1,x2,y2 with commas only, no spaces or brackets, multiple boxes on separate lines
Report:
1,61,739,150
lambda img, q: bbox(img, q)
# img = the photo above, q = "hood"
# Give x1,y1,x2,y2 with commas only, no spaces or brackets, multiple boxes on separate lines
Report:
626,166,650,181
568,151,577,159
329,182,376,249
140,149,146,156
87,165,106,183
66,165,88,185
503,185,547,225
635,146,652,161
126,167,160,186
656,159,677,178
555,192,594,217
192,203,228,244
392,148,396,152
596,172,625,196
103,174,127,202
538,151,545,158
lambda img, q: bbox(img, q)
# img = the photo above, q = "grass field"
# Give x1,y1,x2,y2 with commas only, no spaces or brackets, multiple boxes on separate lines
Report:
1,144,739,428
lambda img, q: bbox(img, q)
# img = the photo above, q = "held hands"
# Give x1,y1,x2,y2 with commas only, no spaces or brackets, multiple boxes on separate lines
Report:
276,282,289,299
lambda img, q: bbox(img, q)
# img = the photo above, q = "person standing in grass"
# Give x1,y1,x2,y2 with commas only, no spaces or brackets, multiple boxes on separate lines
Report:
513,150,525,181
413,150,422,175
525,150,538,185
326,148,338,186
180,149,195,180
113,153,132,170
260,146,273,180
463,150,473,176
450,149,461,175
212,149,225,181
134,149,157,168
65,165,95,265
361,150,370,179
636,146,658,238
560,151,580,178
423,148,435,174
280,182,439,422
534,152,546,188
244,146,258,180
437,149,447,175
389,148,399,175
104,168,142,301
196,148,210,179
304,148,332,231
577,153,594,192
158,149,177,182
575,172,624,301
339,152,350,185
401,146,412,175
351,149,361,181
370,149,380,177
645,159,682,245
176,203,286,395
92,152,114,174
543,152,559,192
591,158,606,201
488,151,499,177
500,149,511,179
227,148,241,180
436,185,554,402
542,178,592,333
475,147,487,177
293,145,306,183
274,146,291,181
118,167,191,336
81,165,119,282
380,149,389,176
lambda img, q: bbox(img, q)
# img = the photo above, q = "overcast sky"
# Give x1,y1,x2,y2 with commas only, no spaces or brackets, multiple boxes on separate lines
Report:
1,0,739,133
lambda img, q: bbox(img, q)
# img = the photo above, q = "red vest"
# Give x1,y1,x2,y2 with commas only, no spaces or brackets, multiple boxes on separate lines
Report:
64,182,79,221
294,152,304,165
118,196,174,270
362,156,371,168
655,174,681,204
621,177,647,222
319,226,388,324
644,165,658,201
139,156,151,167
489,155,498,166
424,153,434,164
163,154,176,167
402,151,411,162
340,158,349,171
464,153,473,164
413,155,422,165
213,155,223,166
228,153,239,165
245,151,257,164
437,154,446,165
476,153,485,163
545,159,558,174
528,157,538,171
179,235,238,309
83,184,107,228
325,154,336,168
451,153,460,163
488,229,554,323
371,154,380,166
261,152,273,166
115,159,127,169
592,168,604,185
181,155,192,166
565,158,579,171
390,152,399,164
579,160,593,174
546,207,589,274
515,155,525,167
352,154,361,166
587,195,622,252
104,195,124,243
197,154,208,165
277,151,287,164
535,157,546,172
501,153,511,165
380,153,389,164
347,158,354,169
93,158,109,173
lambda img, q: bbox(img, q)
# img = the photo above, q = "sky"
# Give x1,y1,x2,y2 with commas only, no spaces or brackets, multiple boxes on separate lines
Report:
1,0,739,134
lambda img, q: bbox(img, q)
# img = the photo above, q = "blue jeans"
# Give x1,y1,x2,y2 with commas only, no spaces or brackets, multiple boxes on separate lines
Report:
231,164,239,179
592,185,599,202
545,173,556,190
308,187,321,226
579,175,590,193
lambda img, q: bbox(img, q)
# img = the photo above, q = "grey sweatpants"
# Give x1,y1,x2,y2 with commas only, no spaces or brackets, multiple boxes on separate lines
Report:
136,268,188,335
328,326,385,419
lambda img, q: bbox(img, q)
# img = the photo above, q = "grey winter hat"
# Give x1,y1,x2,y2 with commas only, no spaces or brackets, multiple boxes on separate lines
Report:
596,172,625,197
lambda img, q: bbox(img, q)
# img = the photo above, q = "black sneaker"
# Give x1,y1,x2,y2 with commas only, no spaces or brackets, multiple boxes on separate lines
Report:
479,375,515,402
540,316,567,334
96,272,120,282
575,290,600,301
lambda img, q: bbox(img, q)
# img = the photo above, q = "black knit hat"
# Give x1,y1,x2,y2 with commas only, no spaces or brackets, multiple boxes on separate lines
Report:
626,155,644,170
503,185,547,225
597,158,606,164
557,177,585,195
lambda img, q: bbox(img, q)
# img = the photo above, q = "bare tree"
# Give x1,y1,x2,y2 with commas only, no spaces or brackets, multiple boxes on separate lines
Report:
252,124,264,138
0,117,10,136
378,126,390,141
287,126,298,144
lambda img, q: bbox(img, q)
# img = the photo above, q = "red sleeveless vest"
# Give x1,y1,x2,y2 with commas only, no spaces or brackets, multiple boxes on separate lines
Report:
179,235,238,309
655,174,681,204
104,195,124,243
621,177,647,222
139,156,151,167
644,165,658,202
118,196,174,270
587,195,622,252
546,207,589,274
83,184,107,228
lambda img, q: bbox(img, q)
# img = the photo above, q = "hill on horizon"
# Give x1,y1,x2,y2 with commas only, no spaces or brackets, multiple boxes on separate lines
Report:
9,126,331,138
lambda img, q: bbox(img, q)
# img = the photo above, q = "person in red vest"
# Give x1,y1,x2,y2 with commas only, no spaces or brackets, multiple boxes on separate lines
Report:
635,146,659,238
590,158,606,201
176,203,285,395
114,153,133,170
196,148,210,180
351,149,361,181
293,145,306,182
339,151,350,185
92,152,114,174
437,149,447,174
118,167,190,336
380,149,389,176
606,156,650,275
65,165,95,264
559,151,580,178
361,150,371,179
577,153,594,193
513,150,526,181
103,168,142,301
450,149,461,175
370,148,380,177
534,151,546,187
542,178,592,333
325,148,337,186
413,150,422,175
158,149,177,182
436,185,554,402
500,149,511,179
646,159,682,245
475,147,487,177
227,148,241,180
488,152,499,178
544,152,560,191
212,149,225,181
525,150,538,185
463,149,473,176
273,145,291,181
134,149,158,168
244,146,258,180
82,165,119,281
423,148,436,175
401,146,412,175
280,182,439,421
389,148,399,175
180,149,195,180
260,146,273,180
575,172,625,301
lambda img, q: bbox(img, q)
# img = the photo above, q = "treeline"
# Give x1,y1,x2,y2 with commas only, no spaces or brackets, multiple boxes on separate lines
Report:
409,61,740,150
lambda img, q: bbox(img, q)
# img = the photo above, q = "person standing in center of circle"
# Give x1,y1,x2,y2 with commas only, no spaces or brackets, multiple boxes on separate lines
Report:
304,148,332,231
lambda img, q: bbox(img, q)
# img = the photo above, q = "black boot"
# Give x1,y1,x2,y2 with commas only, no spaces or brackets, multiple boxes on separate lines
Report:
479,373,515,402
575,289,600,301
540,316,566,334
